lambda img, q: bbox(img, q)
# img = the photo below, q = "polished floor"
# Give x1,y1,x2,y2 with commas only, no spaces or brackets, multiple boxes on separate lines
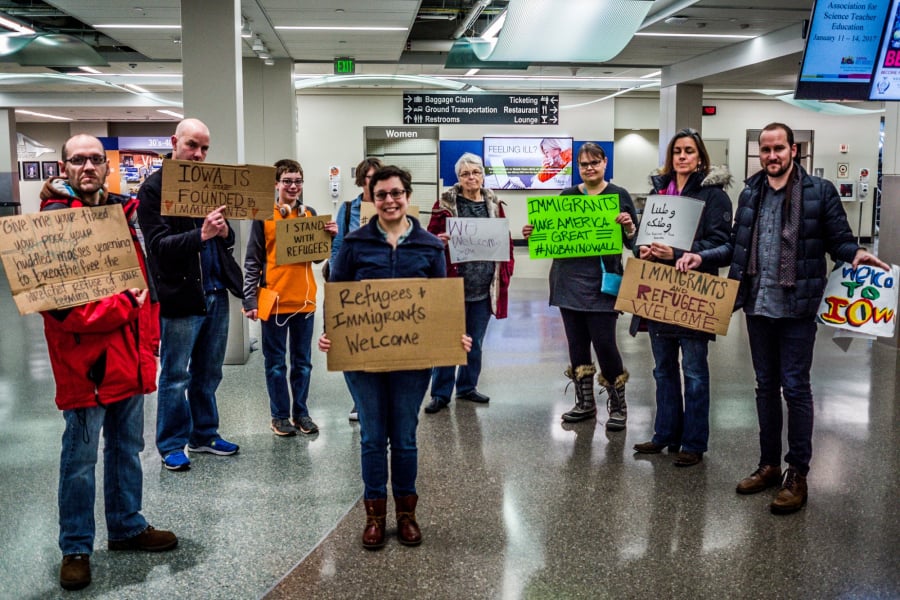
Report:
0,252,898,600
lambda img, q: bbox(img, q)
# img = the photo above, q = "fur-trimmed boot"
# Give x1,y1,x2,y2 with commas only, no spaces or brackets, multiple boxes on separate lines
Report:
600,370,629,431
362,498,387,550
395,494,422,546
561,364,598,422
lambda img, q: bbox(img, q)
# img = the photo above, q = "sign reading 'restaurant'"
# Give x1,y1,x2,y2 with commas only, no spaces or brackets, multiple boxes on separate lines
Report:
161,159,275,220
614,258,739,336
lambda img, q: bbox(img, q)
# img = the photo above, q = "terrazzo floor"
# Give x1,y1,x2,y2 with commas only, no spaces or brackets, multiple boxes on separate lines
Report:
0,256,897,599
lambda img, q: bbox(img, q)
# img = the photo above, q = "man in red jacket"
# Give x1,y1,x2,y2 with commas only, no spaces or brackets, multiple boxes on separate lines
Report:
41,134,177,591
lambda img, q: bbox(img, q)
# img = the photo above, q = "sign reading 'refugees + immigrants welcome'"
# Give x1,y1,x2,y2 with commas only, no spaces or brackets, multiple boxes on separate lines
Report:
526,194,622,259
615,258,739,336
0,205,146,315
324,278,466,372
160,158,275,220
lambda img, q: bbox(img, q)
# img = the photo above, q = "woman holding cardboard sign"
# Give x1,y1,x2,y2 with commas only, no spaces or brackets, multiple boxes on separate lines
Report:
424,152,514,414
522,142,638,430
632,128,733,467
242,159,337,437
319,165,472,550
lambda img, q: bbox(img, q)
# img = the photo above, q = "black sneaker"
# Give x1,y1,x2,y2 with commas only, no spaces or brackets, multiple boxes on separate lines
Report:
271,418,298,437
294,415,319,434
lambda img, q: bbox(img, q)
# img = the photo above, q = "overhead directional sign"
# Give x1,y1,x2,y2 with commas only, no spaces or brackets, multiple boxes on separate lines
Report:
402,92,559,125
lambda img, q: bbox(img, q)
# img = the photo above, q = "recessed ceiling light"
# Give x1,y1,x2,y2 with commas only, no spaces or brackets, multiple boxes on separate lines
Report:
276,26,406,31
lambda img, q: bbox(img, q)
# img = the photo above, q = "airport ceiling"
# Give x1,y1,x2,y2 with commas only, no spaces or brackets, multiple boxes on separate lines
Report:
1,0,815,122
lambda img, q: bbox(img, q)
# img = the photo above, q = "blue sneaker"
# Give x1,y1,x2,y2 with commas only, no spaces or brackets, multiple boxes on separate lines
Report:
162,450,191,471
188,438,239,456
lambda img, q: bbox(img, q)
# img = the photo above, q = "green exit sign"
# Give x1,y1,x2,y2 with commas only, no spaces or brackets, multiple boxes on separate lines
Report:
334,57,355,74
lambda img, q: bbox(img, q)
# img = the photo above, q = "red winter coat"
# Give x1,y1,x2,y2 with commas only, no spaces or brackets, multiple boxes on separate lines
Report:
39,179,157,411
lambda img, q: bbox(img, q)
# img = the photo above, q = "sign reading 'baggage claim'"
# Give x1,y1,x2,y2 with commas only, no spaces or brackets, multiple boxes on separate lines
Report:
402,92,560,125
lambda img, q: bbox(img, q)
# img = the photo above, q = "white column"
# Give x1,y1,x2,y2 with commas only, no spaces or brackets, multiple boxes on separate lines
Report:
0,109,21,215
181,0,249,364
658,83,702,165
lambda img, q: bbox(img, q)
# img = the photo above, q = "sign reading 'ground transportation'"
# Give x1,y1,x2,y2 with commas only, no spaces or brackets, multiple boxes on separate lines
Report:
0,205,146,315
615,258,739,336
161,159,276,220
402,92,559,125
324,278,466,372
526,195,622,259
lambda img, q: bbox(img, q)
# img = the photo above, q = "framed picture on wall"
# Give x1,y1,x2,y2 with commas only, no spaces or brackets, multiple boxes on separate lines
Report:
41,161,59,179
22,161,40,181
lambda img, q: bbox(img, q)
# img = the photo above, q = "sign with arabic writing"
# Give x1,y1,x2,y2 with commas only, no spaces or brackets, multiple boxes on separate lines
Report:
635,194,704,251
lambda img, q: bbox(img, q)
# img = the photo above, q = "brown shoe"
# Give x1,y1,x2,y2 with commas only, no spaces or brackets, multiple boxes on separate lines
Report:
736,465,782,495
108,525,178,552
673,451,703,467
770,468,808,514
395,494,422,546
362,498,387,550
633,441,680,454
60,554,91,591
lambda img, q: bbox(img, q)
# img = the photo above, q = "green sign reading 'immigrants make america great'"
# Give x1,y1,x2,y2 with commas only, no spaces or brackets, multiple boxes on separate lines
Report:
402,92,559,125
527,194,623,259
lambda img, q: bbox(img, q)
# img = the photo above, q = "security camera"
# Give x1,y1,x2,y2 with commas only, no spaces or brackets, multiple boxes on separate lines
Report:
128,63,137,69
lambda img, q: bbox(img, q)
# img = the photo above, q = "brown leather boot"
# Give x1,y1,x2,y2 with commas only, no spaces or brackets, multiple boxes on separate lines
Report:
770,467,808,514
736,465,782,495
362,498,387,550
395,494,422,546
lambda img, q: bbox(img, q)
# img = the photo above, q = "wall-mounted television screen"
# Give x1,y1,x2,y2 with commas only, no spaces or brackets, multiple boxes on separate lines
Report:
482,136,573,190
869,0,900,99
795,0,891,101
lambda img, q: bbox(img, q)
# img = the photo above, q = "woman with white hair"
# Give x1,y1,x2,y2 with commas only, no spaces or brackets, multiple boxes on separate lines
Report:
424,152,514,414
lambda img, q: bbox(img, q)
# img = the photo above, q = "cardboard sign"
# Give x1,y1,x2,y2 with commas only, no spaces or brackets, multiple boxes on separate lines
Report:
0,205,146,315
635,194,705,251
446,217,510,263
274,214,333,265
614,258,739,336
160,158,275,220
359,202,419,227
324,278,466,372
817,263,898,337
526,194,622,259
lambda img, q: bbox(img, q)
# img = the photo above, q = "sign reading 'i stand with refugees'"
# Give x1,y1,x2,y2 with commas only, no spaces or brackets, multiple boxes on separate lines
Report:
402,92,560,125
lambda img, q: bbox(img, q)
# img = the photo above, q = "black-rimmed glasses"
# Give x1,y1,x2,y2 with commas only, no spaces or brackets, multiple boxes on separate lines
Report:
64,155,107,166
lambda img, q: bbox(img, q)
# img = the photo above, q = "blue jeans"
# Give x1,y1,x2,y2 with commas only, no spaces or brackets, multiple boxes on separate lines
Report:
156,291,229,456
344,369,431,499
431,298,492,398
261,312,314,419
745,315,816,475
648,327,710,453
59,395,148,555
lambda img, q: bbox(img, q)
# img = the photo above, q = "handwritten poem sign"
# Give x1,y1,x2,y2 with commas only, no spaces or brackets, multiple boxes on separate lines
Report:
447,217,509,263
614,258,739,335
275,214,333,265
526,195,622,259
0,205,146,315
324,278,466,372
359,202,419,227
161,159,275,220
635,194,704,251
818,264,898,337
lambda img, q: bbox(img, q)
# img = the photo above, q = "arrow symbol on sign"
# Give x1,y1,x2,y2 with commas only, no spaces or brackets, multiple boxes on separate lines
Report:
404,115,412,123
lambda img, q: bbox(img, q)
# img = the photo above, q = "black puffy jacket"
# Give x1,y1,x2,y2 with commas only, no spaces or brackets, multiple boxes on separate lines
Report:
699,163,859,318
